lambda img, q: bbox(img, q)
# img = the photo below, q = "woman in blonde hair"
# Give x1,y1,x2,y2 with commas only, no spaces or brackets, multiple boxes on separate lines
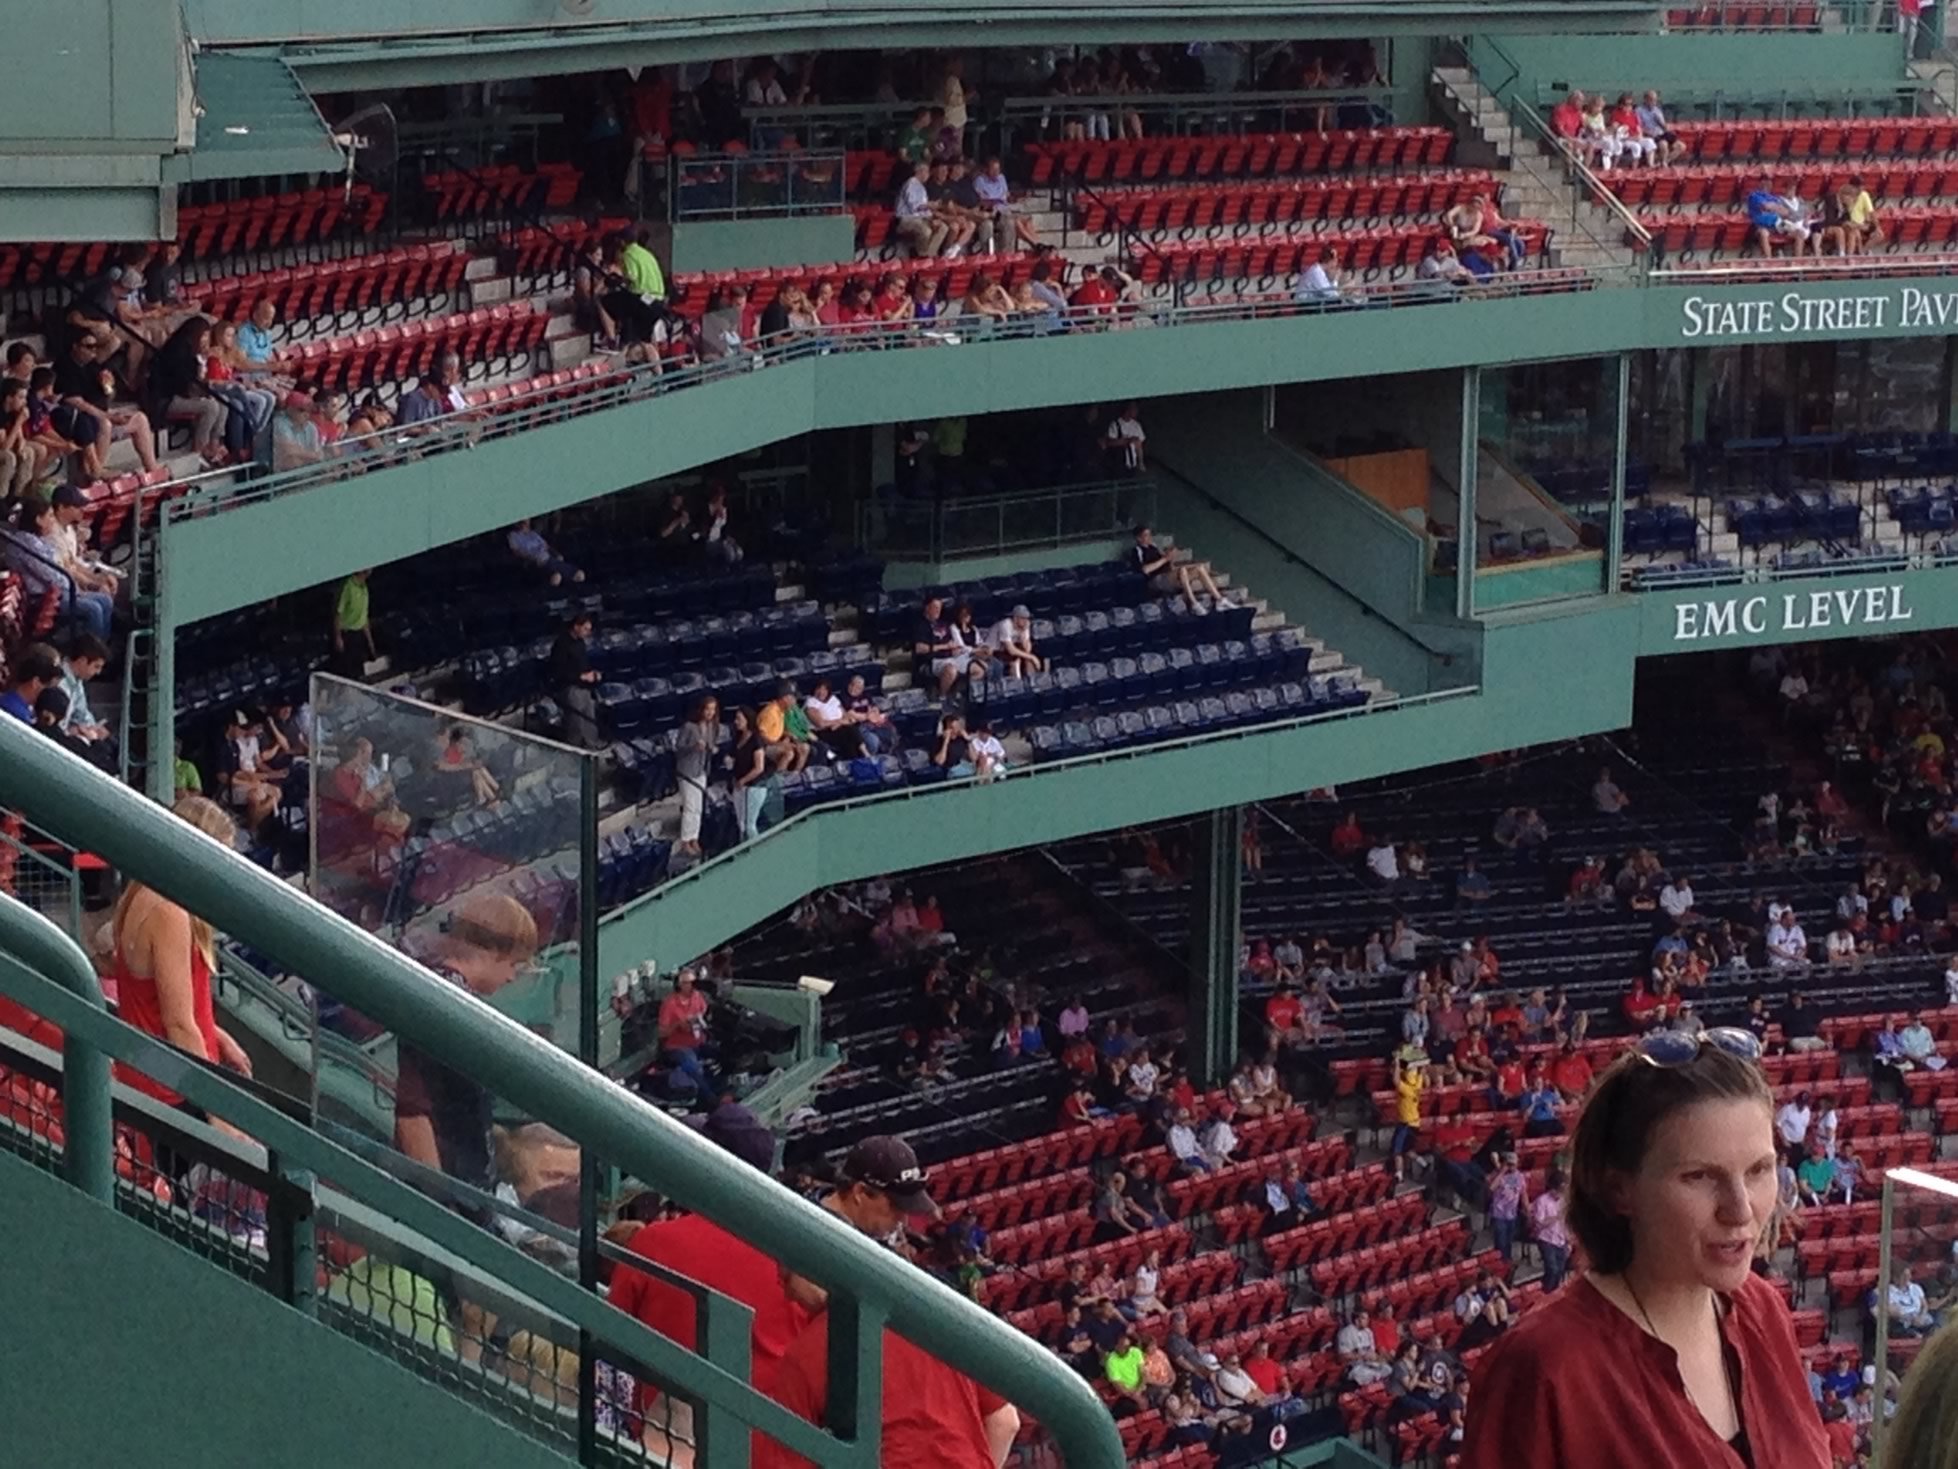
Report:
107,794,254,1103
1885,1321,1958,1469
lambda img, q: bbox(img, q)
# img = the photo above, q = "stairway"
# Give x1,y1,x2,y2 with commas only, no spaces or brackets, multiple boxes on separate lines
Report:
1430,64,1646,276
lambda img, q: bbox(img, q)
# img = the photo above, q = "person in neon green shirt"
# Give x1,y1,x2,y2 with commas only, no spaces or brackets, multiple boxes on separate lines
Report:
618,237,666,302
601,233,669,352
332,568,375,676
1104,1331,1147,1412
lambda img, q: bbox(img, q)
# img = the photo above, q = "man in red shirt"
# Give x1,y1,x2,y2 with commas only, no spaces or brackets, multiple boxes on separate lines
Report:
1431,1114,1487,1209
608,1102,810,1444
1549,89,1585,142
1550,1039,1595,1103
758,1136,1022,1469
1265,985,1303,1041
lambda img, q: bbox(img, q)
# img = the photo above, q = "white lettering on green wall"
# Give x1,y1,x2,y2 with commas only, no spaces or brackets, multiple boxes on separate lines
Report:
1671,584,1915,642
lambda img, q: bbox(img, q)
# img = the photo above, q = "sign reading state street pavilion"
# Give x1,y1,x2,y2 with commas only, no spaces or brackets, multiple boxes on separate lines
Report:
1679,285,1958,340
1670,584,1914,642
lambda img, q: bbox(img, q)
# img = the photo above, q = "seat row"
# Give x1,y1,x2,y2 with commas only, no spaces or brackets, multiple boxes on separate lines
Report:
1600,160,1958,211
1074,171,1502,236
1671,115,1958,162
419,162,582,223
1635,204,1958,254
1261,1190,1421,1274
184,245,473,334
1126,227,1550,284
281,302,549,396
1664,3,1821,26
668,249,1052,317
1023,128,1456,186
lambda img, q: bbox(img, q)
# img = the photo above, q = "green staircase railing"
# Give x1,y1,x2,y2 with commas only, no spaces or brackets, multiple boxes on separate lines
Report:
0,718,1124,1469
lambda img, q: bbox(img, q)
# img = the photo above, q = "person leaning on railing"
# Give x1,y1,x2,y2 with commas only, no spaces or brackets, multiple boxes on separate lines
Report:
758,1136,1023,1469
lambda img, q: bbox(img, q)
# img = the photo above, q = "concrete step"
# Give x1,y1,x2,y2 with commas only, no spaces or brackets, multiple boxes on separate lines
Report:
464,253,505,282
468,275,516,306
1308,649,1347,675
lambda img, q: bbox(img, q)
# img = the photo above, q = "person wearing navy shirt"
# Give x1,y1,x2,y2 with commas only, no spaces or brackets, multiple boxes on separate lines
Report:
1,644,61,724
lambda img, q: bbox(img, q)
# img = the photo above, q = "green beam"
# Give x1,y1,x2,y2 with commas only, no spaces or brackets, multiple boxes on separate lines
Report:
1187,807,1242,1087
163,271,1958,627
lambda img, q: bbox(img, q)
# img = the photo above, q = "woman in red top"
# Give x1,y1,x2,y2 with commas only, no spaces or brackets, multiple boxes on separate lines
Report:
1462,1028,1829,1469
107,795,254,1105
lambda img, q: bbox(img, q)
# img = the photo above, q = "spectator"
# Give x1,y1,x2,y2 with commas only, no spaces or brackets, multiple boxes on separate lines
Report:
802,677,866,763
986,602,1044,676
51,634,113,750
392,892,538,1185
507,516,583,587
1608,94,1658,167
1453,1268,1515,1350
1748,175,1817,257
1633,90,1686,165
1259,1160,1317,1235
1390,1054,1426,1182
550,612,602,749
655,967,714,1097
966,719,1007,782
0,643,60,725
1166,1108,1209,1174
700,285,752,360
149,316,236,468
765,1136,1020,1468
1294,244,1349,304
1128,1248,1167,1319
757,681,813,772
1488,1152,1529,1261
1659,873,1696,923
1766,907,1810,968
1900,1015,1948,1072
1795,1142,1836,1207
1531,1168,1572,1290
1130,523,1231,614
1338,1308,1394,1387
1888,1264,1936,1336
1776,1090,1814,1153
911,594,970,701
1367,835,1403,888
1104,401,1149,473
5,500,113,641
1445,192,1526,272
1416,236,1476,288
270,389,326,473
1781,991,1827,1054
894,161,950,257
673,695,722,857
726,707,772,841
841,674,893,755
1457,858,1492,904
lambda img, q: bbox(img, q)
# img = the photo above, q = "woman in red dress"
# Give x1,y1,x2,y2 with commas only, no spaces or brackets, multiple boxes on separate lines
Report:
1462,1028,1829,1469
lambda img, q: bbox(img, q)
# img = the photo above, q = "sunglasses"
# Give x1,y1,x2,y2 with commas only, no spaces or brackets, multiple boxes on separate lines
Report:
1636,1026,1763,1069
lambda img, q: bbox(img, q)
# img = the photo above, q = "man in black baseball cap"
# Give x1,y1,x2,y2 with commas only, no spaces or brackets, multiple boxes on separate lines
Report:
759,1135,1019,1469
835,1134,939,1226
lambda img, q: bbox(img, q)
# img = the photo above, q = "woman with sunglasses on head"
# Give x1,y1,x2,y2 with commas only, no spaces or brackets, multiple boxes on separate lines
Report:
1461,1027,1829,1469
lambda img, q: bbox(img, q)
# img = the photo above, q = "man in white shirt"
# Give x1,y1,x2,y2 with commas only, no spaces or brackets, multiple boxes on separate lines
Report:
1593,766,1630,814
1167,1110,1209,1173
1337,1310,1393,1387
966,720,1007,782
1658,876,1695,923
1900,1019,1948,1071
1888,1265,1935,1333
1126,1048,1160,1098
1776,1093,1813,1152
1945,954,1958,1006
1105,402,1148,472
1213,1352,1262,1408
1294,244,1347,305
1367,840,1401,886
987,603,1043,675
894,161,948,257
1766,915,1809,967
1199,1105,1238,1168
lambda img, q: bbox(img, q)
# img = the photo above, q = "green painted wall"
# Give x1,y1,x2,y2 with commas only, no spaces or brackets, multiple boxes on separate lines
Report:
0,0,183,145
1632,570,1938,653
662,215,860,275
1150,392,1433,632
1490,31,1907,106
882,537,1133,588
1474,553,1605,609
0,1150,576,1469
165,273,1958,623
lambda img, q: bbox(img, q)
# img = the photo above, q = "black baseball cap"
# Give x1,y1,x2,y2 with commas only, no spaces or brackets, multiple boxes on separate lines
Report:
841,1135,937,1217
51,483,88,509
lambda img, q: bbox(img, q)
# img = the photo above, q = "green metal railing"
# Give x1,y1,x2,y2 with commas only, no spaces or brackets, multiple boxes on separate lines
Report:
668,148,848,222
999,85,1397,148
0,821,86,942
857,477,1155,560
0,720,1125,1469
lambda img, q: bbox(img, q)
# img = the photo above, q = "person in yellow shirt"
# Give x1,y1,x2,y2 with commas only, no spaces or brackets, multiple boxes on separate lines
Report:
1824,176,1882,255
1391,1056,1426,1181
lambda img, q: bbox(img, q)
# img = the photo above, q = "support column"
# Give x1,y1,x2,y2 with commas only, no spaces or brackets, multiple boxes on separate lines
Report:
1606,352,1631,594
147,518,176,806
1187,806,1242,1087
1455,367,1480,621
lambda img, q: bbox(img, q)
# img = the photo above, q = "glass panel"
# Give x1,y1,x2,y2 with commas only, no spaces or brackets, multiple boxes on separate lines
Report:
306,675,591,1147
1868,1165,1958,1464
1474,356,1617,605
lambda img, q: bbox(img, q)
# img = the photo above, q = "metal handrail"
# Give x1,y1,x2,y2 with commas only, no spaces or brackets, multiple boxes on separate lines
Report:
0,719,1126,1469
599,684,1482,951
0,891,114,1200
859,475,1155,560
1655,252,1958,284
155,271,1627,524
1624,547,1934,591
1508,96,1657,263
